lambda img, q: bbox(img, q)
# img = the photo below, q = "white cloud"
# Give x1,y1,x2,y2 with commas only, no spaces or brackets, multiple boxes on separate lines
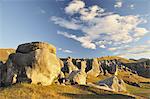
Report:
65,0,85,14
114,1,122,8
79,5,105,21
133,28,149,37
58,47,73,53
118,51,150,59
108,47,118,51
51,16,81,30
63,50,73,53
99,45,106,48
116,41,150,59
147,40,150,44
57,31,96,49
129,4,134,9
51,0,149,50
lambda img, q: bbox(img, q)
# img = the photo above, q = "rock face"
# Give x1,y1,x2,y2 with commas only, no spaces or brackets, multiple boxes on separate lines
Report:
66,57,79,74
100,60,118,75
3,42,61,86
87,58,101,77
16,42,56,54
124,59,150,78
97,76,127,92
67,61,87,85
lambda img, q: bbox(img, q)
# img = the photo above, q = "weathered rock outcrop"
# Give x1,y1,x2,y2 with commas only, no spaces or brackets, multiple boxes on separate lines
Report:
16,42,56,54
67,61,87,85
97,76,127,92
66,57,79,74
124,59,150,78
3,42,61,86
87,58,101,77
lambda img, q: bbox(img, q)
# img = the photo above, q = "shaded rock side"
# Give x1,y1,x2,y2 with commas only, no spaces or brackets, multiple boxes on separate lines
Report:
16,42,56,54
97,76,127,92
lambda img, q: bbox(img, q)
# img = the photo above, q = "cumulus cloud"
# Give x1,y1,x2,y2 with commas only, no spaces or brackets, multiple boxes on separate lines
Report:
58,47,73,53
79,5,105,21
51,0,149,50
65,0,85,14
114,1,123,8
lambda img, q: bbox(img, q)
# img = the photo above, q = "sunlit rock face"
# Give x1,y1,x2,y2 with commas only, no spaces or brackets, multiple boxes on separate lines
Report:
67,61,87,85
66,57,79,74
4,42,61,86
87,58,101,77
16,42,56,54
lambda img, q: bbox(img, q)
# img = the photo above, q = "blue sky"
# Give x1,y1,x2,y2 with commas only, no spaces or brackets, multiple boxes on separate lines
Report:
0,0,150,59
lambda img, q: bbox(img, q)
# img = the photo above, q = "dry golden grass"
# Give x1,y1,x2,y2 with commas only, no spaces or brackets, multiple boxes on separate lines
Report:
0,83,136,99
126,83,150,98
0,69,149,99
117,70,150,84
97,56,135,63
0,49,15,62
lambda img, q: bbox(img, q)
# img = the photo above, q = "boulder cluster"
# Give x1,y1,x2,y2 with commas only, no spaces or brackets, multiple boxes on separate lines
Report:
0,42,131,92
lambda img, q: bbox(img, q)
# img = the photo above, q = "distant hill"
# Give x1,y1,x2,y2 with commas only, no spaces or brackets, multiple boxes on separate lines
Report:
0,49,15,62
97,56,136,63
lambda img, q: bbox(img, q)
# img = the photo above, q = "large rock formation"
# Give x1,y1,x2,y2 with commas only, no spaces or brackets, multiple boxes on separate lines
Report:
16,42,56,54
67,61,87,85
66,57,79,74
3,42,61,86
87,58,101,77
100,60,118,75
97,76,127,92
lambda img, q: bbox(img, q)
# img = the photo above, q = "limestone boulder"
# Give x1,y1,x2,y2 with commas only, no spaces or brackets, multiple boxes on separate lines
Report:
87,58,100,77
4,42,61,86
67,61,87,85
16,42,56,54
67,57,79,74
97,76,127,92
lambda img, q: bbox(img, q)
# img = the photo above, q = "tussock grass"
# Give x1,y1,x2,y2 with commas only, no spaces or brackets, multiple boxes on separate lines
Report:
0,83,136,99
97,56,135,63
0,49,15,62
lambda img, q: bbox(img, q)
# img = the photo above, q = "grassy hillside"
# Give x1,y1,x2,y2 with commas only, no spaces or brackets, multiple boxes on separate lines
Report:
0,83,137,99
0,70,149,99
0,49,15,62
97,56,136,63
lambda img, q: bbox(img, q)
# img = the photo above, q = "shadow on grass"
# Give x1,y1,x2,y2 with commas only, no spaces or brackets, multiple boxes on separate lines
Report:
65,85,135,99
61,93,135,99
